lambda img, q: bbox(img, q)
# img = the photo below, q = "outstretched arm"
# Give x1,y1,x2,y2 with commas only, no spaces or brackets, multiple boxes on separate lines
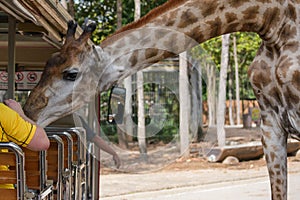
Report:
4,99,50,151
77,115,121,168
91,135,121,168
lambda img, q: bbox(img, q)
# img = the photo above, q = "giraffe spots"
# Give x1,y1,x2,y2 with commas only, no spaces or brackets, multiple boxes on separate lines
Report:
275,59,293,87
269,87,283,106
270,152,276,162
199,0,218,17
280,25,297,44
292,70,300,91
257,0,272,3
228,0,250,8
268,168,275,177
224,13,239,33
129,51,139,66
284,87,299,107
263,131,272,140
154,29,168,40
276,55,293,85
178,9,198,28
206,17,223,37
186,27,205,43
225,12,238,24
274,164,281,169
241,6,260,31
140,36,152,47
261,46,274,60
249,60,272,89
260,7,281,38
163,33,180,53
287,3,297,21
145,49,159,60
242,6,260,21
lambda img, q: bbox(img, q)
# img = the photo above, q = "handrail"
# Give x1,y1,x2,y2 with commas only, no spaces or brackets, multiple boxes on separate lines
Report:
0,142,25,200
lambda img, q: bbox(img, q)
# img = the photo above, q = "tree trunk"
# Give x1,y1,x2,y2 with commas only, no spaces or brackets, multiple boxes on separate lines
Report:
217,34,230,147
190,60,203,142
179,52,190,158
233,35,241,125
134,0,147,161
117,0,122,30
228,63,234,125
206,63,216,126
137,71,147,160
114,0,128,149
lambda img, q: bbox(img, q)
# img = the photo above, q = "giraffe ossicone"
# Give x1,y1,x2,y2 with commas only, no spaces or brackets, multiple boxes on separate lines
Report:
24,0,300,199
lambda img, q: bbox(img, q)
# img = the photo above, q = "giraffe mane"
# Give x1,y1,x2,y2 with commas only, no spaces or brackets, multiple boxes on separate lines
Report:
101,0,187,47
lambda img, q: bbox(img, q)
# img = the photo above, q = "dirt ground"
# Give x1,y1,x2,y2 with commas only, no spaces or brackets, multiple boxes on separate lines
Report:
99,126,277,174
98,126,300,174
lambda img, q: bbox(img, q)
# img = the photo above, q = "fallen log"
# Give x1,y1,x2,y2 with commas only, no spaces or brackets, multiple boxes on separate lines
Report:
205,139,300,162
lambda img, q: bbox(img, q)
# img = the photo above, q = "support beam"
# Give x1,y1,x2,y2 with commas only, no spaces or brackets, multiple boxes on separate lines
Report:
7,15,16,99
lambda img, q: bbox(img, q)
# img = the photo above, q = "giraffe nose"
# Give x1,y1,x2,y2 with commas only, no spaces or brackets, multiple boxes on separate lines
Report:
24,94,48,122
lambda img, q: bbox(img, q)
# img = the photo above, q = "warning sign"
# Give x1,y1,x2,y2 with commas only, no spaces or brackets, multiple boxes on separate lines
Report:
0,71,8,82
15,72,24,83
0,71,42,90
27,72,38,82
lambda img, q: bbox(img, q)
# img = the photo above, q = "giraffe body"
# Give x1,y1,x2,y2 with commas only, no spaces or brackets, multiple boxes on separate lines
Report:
24,1,300,199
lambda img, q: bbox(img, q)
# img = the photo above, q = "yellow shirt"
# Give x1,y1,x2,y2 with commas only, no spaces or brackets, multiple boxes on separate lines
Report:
0,103,36,189
0,103,36,146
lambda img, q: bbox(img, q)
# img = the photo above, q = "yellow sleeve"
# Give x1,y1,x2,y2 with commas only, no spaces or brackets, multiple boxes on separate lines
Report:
0,103,36,147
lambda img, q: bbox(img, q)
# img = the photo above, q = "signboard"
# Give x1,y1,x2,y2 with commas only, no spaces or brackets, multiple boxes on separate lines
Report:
0,71,42,90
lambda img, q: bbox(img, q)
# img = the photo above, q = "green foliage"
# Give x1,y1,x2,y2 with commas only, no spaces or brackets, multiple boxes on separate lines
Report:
75,0,117,44
232,32,261,99
191,32,261,100
75,0,168,44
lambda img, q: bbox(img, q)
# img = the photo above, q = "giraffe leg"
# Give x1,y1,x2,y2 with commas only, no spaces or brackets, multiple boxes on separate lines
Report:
261,121,287,200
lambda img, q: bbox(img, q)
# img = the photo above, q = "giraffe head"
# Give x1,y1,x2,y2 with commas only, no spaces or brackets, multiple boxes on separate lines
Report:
24,20,100,127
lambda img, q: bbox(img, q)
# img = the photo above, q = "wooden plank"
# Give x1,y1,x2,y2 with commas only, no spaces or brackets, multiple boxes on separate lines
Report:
0,188,17,200
22,148,39,157
0,153,16,166
0,171,16,184
24,161,39,171
26,175,40,190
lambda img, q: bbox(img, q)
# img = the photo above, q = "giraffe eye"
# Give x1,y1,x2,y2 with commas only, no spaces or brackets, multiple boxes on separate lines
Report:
63,68,79,81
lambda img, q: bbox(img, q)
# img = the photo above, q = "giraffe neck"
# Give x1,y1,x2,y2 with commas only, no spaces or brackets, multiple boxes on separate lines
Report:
97,0,288,91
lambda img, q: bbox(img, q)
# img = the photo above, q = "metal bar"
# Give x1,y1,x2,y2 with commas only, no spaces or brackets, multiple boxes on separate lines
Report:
0,142,25,200
46,131,73,200
48,135,64,200
7,15,16,99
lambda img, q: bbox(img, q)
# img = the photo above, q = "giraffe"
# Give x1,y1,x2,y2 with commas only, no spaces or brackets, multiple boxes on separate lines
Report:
23,0,300,199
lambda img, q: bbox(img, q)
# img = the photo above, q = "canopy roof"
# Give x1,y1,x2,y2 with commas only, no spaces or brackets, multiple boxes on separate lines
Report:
0,0,83,70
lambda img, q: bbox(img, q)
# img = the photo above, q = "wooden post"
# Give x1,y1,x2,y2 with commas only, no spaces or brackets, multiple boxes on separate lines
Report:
7,16,16,99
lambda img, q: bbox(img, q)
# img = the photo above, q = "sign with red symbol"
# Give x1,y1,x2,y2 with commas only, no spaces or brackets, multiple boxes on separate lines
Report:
0,71,42,90
0,71,8,82
15,72,24,83
27,72,38,82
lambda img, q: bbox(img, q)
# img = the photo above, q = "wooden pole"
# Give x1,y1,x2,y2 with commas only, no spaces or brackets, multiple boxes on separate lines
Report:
7,15,16,99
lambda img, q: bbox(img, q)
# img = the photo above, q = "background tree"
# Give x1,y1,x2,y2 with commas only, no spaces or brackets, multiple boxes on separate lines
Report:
217,34,230,147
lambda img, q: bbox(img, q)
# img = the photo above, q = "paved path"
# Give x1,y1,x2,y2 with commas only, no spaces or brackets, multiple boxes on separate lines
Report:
100,162,300,200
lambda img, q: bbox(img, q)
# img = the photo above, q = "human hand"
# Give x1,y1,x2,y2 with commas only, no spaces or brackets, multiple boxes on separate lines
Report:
4,99,25,116
113,154,121,169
